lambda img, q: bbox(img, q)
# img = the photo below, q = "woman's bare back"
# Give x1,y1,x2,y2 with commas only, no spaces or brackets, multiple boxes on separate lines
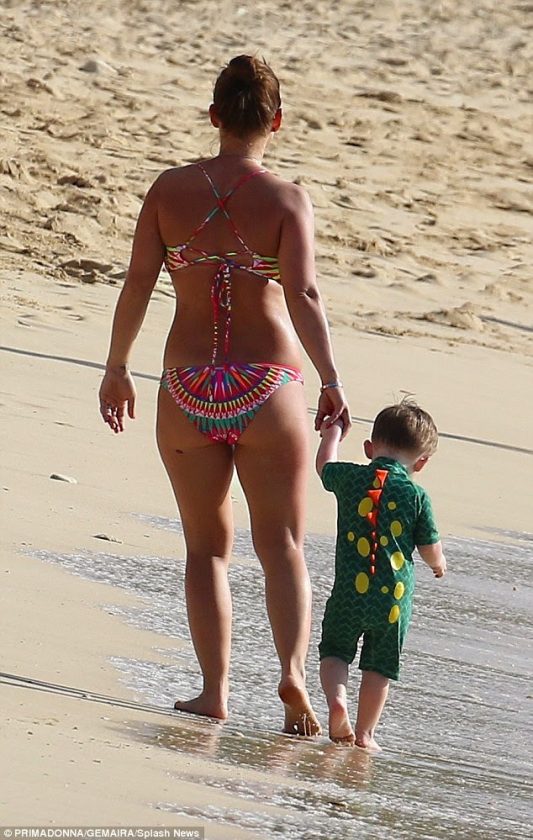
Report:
155,159,306,367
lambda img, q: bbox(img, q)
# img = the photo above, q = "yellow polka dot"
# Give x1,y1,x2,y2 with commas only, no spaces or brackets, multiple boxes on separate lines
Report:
358,497,373,517
357,537,370,557
355,572,369,594
381,586,389,594
394,582,405,600
373,478,381,489
347,531,355,542
380,536,389,547
389,605,400,624
388,501,397,510
390,520,403,537
390,551,405,570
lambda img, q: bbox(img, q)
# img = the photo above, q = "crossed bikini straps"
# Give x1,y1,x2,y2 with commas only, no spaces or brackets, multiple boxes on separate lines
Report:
164,163,280,366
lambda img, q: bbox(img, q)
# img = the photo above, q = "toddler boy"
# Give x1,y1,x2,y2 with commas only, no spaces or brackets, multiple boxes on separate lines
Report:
316,401,446,749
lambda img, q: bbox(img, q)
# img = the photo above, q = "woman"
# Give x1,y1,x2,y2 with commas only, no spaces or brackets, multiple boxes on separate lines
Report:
99,55,350,735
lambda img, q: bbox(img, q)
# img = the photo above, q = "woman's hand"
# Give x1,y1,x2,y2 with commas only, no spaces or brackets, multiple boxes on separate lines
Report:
314,387,351,439
99,366,136,434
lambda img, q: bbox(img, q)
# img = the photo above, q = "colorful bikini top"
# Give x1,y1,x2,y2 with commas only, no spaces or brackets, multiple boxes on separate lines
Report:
164,164,281,365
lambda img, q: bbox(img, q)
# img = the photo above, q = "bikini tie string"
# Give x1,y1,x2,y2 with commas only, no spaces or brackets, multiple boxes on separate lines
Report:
209,262,233,398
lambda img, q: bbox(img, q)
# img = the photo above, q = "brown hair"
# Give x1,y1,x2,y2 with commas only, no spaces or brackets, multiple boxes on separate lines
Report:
213,55,281,136
372,400,439,457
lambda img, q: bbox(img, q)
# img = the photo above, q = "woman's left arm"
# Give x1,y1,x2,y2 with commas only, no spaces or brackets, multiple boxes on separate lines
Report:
99,178,165,432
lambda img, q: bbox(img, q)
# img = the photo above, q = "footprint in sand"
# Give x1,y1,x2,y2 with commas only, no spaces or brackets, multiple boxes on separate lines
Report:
0,158,29,179
352,265,377,278
420,304,485,332
58,174,94,188
489,189,532,215
60,258,118,285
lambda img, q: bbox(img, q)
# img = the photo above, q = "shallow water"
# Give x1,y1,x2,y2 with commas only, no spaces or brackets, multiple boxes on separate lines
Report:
31,521,533,839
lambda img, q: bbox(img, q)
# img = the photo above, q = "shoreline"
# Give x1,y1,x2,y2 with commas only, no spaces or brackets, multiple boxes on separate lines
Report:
2,480,530,828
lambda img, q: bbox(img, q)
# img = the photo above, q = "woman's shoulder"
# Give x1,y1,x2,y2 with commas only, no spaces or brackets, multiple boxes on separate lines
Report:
153,161,202,187
276,178,314,222
144,162,205,205
261,171,311,212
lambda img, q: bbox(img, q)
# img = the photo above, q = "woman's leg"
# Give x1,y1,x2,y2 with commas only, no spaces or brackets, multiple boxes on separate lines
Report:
157,387,235,720
234,381,321,735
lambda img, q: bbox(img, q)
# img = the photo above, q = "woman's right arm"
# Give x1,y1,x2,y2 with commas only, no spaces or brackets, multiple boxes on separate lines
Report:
99,179,165,433
278,185,351,436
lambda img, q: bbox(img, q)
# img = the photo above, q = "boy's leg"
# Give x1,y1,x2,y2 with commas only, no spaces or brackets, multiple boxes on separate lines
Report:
354,670,390,750
320,656,354,744
357,608,409,749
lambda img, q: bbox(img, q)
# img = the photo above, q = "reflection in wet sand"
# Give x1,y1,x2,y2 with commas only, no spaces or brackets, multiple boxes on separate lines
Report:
119,713,372,786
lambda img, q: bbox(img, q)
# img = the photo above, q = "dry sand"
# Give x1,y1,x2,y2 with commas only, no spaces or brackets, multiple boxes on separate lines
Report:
1,0,532,831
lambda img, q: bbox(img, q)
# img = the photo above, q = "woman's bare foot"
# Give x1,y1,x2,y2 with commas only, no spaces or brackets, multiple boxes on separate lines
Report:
328,696,355,745
174,691,228,721
278,676,322,736
354,730,382,751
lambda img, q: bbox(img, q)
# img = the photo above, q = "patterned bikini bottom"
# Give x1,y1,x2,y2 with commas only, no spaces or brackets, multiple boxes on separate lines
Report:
160,362,304,445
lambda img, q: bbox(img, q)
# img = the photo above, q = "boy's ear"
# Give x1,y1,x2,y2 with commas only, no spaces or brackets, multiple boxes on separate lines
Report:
413,455,429,473
363,439,373,460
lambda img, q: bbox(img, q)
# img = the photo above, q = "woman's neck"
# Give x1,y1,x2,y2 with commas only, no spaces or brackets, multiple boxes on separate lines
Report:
216,133,268,164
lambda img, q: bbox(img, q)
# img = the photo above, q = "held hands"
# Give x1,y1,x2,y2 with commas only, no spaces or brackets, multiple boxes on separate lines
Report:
99,366,136,434
315,385,351,440
319,417,344,437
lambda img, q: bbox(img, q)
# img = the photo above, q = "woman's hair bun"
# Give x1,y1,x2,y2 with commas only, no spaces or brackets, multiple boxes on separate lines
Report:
227,55,257,84
213,55,281,136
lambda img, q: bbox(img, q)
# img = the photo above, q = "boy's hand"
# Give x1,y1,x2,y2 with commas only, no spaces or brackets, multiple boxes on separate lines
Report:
319,418,344,437
431,556,447,578
418,543,446,578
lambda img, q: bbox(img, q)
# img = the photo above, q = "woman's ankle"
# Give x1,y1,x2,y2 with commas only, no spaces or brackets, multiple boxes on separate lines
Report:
202,677,229,702
280,661,307,685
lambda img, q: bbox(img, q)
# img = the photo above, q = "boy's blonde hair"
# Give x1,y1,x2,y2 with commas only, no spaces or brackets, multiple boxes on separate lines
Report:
372,400,438,457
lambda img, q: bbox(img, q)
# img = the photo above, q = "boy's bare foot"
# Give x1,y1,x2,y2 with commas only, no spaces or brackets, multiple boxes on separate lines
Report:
328,697,355,745
174,692,228,721
278,676,322,736
354,731,382,751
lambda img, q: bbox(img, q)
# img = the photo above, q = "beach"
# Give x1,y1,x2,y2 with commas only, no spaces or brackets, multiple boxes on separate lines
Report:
1,0,532,835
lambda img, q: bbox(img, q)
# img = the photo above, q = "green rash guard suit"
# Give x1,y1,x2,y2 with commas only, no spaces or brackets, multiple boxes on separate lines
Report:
319,456,440,680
